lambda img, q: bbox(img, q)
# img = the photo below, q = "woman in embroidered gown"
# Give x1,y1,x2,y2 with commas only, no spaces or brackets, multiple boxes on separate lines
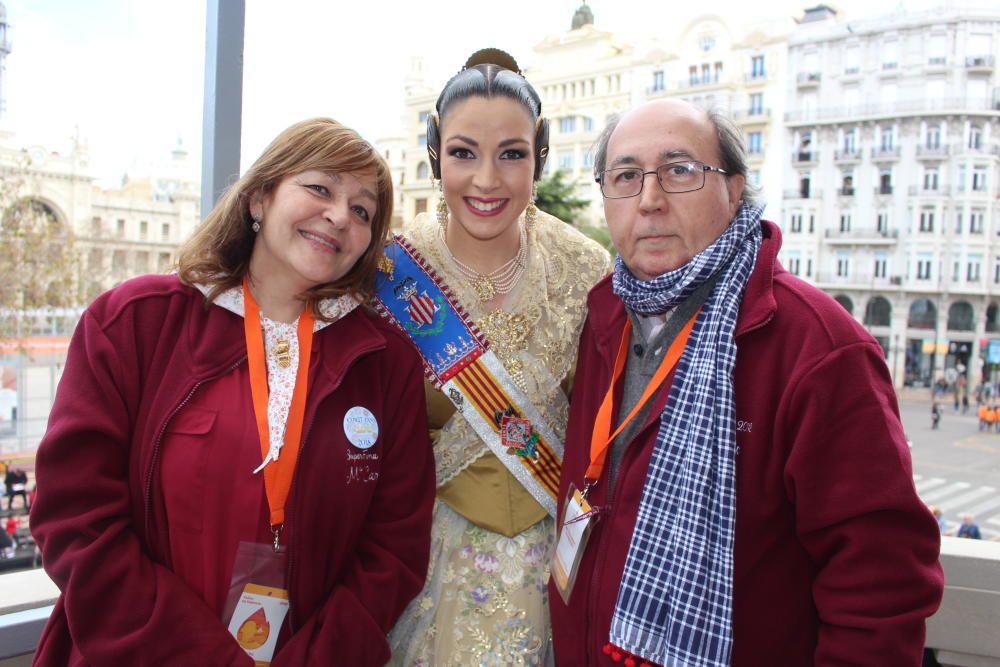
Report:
30,118,435,666
388,50,611,666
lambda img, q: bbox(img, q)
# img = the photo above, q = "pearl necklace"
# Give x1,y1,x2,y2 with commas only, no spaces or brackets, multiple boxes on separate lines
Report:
440,223,528,303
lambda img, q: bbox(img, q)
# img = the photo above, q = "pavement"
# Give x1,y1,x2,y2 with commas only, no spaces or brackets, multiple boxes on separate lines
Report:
900,394,1000,541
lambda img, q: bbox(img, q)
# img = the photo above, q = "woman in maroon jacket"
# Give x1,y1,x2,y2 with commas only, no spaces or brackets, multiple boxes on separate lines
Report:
30,118,435,666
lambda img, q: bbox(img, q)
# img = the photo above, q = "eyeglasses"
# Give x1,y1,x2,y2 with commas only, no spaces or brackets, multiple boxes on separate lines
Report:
597,160,729,199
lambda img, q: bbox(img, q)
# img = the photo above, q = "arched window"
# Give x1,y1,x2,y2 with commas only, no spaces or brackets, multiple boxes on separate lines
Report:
416,161,429,180
834,294,853,315
864,296,891,327
987,302,1000,333
908,298,937,329
947,301,974,331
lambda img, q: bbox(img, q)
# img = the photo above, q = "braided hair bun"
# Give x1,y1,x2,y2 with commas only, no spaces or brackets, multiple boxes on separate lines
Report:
464,48,522,75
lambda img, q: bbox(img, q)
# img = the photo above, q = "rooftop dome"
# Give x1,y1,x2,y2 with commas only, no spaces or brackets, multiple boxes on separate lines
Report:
571,2,593,30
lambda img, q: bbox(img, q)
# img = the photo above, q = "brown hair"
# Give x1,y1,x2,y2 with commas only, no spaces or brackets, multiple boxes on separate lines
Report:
177,117,393,317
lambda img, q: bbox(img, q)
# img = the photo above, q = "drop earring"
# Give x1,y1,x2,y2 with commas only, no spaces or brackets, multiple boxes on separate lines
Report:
436,180,449,230
525,185,538,230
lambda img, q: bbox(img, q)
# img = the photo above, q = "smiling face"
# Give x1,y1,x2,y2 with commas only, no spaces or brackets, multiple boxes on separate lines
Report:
439,96,535,245
603,100,745,279
249,169,377,295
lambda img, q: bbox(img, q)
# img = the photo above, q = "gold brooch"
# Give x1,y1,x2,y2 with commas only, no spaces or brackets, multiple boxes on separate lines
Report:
274,340,292,368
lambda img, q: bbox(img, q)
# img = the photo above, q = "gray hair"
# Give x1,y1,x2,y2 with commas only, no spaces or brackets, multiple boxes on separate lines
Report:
591,104,762,207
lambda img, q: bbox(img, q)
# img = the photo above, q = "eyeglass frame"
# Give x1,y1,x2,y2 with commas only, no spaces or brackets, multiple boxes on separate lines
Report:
595,160,730,199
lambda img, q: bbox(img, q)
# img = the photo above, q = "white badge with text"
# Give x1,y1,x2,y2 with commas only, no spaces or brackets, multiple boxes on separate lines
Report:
552,484,597,605
343,406,378,449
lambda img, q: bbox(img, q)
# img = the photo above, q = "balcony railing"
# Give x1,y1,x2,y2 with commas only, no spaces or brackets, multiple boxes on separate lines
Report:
4,540,1000,664
796,71,821,86
875,185,894,196
965,55,995,72
793,150,817,164
871,146,901,160
814,271,900,286
963,142,1000,156
823,228,899,241
908,185,952,197
917,145,950,158
834,149,862,162
786,97,1000,124
744,71,768,83
735,108,770,122
676,75,732,90
783,188,815,200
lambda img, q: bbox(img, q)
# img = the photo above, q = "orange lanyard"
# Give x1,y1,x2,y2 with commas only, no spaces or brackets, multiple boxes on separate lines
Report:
584,309,699,489
242,279,314,530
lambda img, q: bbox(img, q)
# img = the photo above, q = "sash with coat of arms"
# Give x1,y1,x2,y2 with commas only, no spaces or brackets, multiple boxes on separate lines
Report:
372,235,562,516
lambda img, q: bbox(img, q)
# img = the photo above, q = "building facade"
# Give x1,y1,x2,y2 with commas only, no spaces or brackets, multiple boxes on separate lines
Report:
387,5,792,227
0,133,200,305
780,5,1000,388
0,131,200,456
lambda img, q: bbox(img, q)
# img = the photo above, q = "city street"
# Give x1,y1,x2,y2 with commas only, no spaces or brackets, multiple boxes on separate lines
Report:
901,397,1000,540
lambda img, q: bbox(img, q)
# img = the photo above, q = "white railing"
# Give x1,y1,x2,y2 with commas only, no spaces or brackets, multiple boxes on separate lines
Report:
1,539,997,664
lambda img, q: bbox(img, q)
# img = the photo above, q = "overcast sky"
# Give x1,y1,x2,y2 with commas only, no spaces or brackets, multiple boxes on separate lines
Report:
4,0,967,188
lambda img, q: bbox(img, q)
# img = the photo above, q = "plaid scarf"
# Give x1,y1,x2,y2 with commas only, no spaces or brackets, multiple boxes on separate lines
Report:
609,202,764,667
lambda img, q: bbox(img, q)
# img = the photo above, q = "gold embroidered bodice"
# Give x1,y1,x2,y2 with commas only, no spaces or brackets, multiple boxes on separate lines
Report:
404,210,611,536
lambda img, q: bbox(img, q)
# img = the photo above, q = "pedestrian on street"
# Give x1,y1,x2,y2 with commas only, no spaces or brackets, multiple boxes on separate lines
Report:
4,468,28,511
929,506,947,534
956,514,982,540
4,514,17,548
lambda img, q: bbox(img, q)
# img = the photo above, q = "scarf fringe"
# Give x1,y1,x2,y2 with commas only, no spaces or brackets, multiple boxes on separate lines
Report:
603,642,662,667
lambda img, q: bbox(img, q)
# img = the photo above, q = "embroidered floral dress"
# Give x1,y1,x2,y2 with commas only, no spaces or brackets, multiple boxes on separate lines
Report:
388,211,610,666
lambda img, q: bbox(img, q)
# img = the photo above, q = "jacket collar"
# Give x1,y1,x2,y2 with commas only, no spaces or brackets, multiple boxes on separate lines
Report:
588,219,781,360
184,290,387,386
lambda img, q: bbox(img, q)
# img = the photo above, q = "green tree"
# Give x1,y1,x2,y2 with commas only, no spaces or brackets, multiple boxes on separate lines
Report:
0,157,81,343
534,169,589,225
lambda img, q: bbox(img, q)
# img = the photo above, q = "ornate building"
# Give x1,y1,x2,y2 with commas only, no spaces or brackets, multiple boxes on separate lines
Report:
386,4,792,227
0,130,200,455
0,133,200,307
0,2,200,455
780,4,1000,387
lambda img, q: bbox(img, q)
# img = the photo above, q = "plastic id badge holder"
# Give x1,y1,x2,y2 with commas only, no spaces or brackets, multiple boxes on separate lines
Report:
222,541,290,666
552,484,597,605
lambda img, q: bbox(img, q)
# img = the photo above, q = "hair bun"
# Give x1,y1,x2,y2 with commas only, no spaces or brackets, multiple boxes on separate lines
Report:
464,48,522,75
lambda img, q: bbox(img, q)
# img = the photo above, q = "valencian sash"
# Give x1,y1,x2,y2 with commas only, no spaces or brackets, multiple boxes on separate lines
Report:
373,234,561,517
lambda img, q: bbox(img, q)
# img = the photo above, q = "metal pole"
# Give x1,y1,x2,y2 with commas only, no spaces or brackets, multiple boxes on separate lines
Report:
201,0,245,218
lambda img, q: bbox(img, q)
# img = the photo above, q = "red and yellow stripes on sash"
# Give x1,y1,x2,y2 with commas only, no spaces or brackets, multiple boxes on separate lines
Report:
451,356,561,499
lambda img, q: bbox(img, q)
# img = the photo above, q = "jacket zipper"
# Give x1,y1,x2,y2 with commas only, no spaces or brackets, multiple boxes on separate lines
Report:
284,399,326,633
584,455,631,665
143,356,247,554
284,341,382,632
584,352,621,666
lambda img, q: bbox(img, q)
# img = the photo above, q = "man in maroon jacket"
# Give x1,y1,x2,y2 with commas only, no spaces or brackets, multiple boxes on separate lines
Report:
549,99,943,667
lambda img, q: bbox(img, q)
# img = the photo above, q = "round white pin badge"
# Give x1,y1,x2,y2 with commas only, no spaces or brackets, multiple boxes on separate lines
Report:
343,406,379,449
